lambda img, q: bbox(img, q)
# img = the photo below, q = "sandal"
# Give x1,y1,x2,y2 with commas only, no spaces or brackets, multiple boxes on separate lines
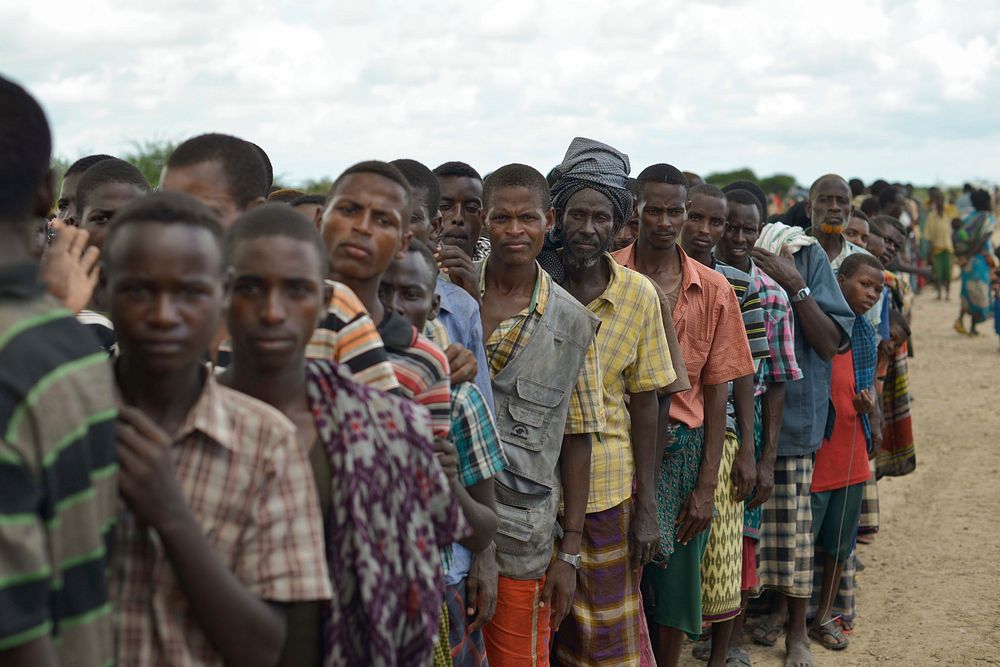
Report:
809,620,849,651
749,618,783,647
954,319,968,335
726,646,753,666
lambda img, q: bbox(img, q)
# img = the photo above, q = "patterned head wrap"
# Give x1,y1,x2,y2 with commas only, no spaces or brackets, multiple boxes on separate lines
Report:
549,137,633,232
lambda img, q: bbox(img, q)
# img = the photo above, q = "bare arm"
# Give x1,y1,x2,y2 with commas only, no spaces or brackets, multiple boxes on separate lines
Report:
749,382,785,509
676,382,727,544
730,375,757,502
627,390,660,567
456,478,498,553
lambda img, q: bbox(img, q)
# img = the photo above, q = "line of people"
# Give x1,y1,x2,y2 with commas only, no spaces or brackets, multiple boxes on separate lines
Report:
0,74,921,667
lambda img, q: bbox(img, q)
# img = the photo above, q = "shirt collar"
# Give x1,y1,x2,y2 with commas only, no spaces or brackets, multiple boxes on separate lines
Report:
0,261,46,299
677,245,702,292
478,258,548,315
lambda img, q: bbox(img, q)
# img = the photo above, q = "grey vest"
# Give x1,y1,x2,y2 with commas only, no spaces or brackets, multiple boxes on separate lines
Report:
491,283,600,579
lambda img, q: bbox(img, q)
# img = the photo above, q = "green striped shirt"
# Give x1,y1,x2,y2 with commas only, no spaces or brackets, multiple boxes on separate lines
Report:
0,262,116,666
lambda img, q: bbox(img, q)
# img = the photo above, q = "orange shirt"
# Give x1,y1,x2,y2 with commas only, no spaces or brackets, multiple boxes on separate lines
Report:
612,243,754,428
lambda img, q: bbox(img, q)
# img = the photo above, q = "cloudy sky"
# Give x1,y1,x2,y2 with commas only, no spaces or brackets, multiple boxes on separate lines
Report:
4,0,999,187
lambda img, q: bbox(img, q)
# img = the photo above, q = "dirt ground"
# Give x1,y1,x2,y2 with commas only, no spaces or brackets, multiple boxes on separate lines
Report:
680,292,1000,666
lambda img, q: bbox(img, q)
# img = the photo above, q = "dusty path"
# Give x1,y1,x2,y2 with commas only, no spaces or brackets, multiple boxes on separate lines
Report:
680,293,1000,665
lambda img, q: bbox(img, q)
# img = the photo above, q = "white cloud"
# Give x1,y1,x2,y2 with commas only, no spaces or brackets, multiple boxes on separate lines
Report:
1,0,998,185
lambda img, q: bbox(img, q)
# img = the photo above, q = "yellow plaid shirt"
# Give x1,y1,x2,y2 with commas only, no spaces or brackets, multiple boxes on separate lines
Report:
479,260,605,436
584,257,676,512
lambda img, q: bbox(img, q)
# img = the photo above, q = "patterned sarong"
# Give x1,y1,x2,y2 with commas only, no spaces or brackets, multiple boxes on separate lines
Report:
701,433,744,622
876,343,916,477
858,462,879,535
742,397,765,540
758,455,814,599
554,499,648,665
652,422,703,565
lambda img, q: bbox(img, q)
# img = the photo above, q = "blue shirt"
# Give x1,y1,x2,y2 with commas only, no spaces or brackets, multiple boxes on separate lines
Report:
778,244,856,457
435,279,496,415
878,285,891,341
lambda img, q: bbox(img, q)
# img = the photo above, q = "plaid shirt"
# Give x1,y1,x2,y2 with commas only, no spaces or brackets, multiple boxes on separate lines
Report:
112,372,331,667
451,382,507,488
751,263,803,396
850,316,878,449
578,256,676,513
478,260,605,435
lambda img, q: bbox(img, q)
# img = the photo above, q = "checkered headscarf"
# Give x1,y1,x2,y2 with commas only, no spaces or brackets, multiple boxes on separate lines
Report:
549,137,632,231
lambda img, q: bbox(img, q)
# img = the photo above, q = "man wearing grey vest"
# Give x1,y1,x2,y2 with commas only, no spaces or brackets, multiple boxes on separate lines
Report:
476,164,605,667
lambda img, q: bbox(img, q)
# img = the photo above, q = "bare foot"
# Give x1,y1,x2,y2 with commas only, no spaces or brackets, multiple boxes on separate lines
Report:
784,637,814,667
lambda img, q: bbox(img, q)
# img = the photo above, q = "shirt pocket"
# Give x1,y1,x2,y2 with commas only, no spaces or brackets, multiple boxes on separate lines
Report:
503,378,565,453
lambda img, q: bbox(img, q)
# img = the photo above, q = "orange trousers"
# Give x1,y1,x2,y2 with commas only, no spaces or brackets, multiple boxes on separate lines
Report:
483,575,550,666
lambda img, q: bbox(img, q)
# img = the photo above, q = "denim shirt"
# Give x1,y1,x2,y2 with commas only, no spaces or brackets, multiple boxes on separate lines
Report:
777,244,856,457
435,279,496,416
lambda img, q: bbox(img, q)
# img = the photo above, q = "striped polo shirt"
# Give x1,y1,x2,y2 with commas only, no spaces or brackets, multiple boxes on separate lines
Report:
0,262,117,665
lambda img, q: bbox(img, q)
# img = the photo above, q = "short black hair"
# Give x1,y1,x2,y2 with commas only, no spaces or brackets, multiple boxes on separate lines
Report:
0,75,51,222
877,186,903,210
871,214,906,239
225,203,327,277
682,171,703,186
722,180,767,222
289,194,326,208
248,142,274,191
838,252,883,278
327,160,414,221
635,163,688,197
859,196,880,218
106,191,224,267
167,133,269,208
688,183,726,201
433,161,482,182
849,207,870,223
482,163,550,211
869,180,890,197
867,222,884,239
65,154,116,179
404,238,439,290
971,189,993,212
848,178,865,197
808,174,849,198
626,177,639,197
725,188,763,222
889,309,911,337
76,159,151,215
392,159,441,217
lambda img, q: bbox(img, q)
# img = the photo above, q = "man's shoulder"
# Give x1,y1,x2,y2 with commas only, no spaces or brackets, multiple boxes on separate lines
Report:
412,331,449,372
609,263,662,310
689,257,737,296
324,280,368,324
547,278,600,325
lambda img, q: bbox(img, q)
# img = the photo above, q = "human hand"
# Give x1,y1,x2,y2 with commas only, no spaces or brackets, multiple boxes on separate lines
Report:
433,437,459,482
539,558,577,632
750,247,806,294
748,461,774,509
731,447,757,502
435,243,480,302
445,344,477,385
853,389,876,415
676,486,714,545
465,543,498,632
40,219,101,313
117,406,187,528
629,498,659,569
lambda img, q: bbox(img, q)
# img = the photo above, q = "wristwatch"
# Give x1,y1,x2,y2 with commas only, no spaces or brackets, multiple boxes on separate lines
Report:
790,285,812,303
556,551,582,569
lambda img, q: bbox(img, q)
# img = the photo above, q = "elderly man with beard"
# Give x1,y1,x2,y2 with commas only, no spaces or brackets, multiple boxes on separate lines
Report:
540,139,681,666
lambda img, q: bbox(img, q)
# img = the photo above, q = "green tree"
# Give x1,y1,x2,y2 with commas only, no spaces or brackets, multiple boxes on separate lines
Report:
299,177,333,195
705,168,757,188
124,138,177,187
759,173,796,195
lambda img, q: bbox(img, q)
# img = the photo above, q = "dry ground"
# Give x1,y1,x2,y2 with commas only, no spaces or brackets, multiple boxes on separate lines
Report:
680,293,1000,666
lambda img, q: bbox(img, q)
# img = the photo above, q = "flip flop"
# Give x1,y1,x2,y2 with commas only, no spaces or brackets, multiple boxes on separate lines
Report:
809,621,849,651
726,646,753,666
749,618,783,647
954,320,968,335
691,637,712,661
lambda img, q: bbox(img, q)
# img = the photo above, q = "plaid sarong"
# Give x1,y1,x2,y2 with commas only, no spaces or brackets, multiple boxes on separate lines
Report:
446,581,488,667
554,499,648,665
858,462,879,535
758,455,814,598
